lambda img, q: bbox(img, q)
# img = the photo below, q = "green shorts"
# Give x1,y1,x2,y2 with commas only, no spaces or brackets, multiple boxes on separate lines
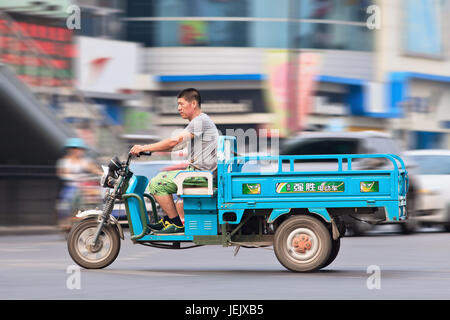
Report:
148,168,209,196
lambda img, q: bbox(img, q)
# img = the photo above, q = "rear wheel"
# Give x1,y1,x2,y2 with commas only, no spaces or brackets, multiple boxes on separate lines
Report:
321,238,341,269
274,215,332,272
67,218,120,269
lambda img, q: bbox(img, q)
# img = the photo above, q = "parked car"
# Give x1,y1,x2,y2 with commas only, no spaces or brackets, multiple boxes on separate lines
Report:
279,131,418,235
404,149,450,231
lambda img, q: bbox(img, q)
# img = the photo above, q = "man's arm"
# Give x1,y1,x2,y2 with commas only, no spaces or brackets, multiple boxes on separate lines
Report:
129,130,193,155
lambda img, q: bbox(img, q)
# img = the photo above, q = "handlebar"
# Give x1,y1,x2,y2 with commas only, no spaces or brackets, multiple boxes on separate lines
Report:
138,152,152,157
126,151,152,166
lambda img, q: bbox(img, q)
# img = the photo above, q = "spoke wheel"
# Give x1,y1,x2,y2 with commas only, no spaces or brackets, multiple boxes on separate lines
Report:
68,218,120,269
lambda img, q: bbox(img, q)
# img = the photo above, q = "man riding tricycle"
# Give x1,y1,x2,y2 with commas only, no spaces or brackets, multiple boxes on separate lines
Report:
67,89,409,272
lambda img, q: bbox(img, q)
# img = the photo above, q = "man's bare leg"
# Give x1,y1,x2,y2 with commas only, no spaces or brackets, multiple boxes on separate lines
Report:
153,194,178,219
175,200,184,225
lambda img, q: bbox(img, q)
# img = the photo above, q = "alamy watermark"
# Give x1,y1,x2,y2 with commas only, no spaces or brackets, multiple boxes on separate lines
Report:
66,265,81,290
366,265,381,290
366,5,381,30
169,125,280,167
66,5,81,30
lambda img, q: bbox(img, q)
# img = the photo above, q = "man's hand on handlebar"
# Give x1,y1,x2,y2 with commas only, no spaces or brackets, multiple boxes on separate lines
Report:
129,145,152,156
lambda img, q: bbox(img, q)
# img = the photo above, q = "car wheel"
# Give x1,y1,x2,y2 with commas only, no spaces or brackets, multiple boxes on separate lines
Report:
401,194,418,234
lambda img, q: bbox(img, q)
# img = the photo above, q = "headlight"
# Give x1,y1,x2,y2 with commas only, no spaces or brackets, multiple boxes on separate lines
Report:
108,156,122,173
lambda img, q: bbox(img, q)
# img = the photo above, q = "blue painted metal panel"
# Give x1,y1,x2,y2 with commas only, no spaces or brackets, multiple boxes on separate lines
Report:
217,136,408,224
267,208,291,223
156,74,266,82
308,208,331,222
125,175,149,237
183,196,218,235
348,84,365,116
317,75,365,86
184,214,218,236
138,234,194,241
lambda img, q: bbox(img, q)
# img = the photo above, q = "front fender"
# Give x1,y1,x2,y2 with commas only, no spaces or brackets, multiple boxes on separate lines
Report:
75,210,124,240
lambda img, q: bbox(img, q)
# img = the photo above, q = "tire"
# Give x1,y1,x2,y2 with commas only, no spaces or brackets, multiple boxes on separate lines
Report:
400,218,418,234
442,205,450,232
274,215,332,272
321,238,341,269
351,220,370,237
67,218,121,269
401,195,418,234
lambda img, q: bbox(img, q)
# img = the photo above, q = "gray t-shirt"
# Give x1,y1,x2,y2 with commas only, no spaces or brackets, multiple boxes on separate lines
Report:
185,112,218,171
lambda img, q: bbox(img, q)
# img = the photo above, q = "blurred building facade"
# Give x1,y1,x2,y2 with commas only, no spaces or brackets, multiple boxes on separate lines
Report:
124,0,450,150
0,0,138,225
125,0,377,141
1,0,449,226
376,0,450,150
0,1,78,225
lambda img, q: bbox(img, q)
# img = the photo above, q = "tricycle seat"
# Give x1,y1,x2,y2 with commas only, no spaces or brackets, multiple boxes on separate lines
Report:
182,187,217,196
173,170,215,196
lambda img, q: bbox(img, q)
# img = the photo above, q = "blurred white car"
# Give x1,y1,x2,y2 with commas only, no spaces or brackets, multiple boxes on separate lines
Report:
405,149,450,231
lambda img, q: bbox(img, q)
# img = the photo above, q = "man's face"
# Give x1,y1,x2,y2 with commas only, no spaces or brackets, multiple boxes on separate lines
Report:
177,97,196,119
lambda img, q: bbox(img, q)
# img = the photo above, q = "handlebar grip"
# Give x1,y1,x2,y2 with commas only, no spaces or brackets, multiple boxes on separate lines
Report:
138,151,152,157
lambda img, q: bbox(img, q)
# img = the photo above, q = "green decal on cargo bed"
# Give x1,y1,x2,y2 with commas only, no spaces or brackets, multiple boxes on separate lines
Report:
243,183,261,194
276,181,344,193
360,181,379,193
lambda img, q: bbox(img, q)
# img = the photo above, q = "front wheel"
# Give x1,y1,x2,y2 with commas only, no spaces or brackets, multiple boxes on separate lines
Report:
274,215,332,272
67,218,121,269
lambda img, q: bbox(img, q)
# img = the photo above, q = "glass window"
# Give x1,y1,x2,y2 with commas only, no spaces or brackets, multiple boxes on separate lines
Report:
153,20,248,47
409,155,450,174
125,0,374,50
127,21,155,46
299,0,374,22
129,0,249,17
127,0,154,17
403,0,447,57
127,0,374,20
296,22,373,51
127,20,372,50
248,0,289,18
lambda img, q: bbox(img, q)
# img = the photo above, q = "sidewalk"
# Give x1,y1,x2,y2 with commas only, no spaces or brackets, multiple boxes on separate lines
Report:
0,225,60,236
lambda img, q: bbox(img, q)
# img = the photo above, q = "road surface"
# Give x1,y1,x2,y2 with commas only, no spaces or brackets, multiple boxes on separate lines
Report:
1,227,450,300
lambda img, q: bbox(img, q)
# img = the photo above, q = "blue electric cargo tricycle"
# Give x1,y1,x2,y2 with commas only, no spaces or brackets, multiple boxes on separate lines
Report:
67,136,409,272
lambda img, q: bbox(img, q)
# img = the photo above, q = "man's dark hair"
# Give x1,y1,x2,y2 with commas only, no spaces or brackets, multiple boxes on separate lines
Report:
177,88,201,108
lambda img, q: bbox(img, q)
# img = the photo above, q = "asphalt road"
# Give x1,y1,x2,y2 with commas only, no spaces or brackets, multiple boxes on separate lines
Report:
1,227,450,300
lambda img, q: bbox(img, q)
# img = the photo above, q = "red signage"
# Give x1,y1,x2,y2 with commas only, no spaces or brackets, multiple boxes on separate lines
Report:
0,18,75,87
